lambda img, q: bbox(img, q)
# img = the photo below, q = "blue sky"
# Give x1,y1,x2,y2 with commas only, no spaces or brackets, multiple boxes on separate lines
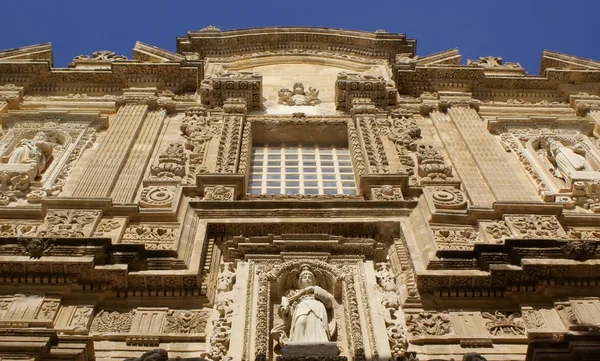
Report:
1,0,598,74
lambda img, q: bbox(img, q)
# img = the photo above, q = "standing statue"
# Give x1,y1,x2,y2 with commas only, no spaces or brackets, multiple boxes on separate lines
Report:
7,132,53,177
547,138,593,180
272,265,336,345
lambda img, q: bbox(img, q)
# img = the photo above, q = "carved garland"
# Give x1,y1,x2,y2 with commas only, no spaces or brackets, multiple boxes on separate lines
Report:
215,115,243,173
346,119,367,174
357,116,389,173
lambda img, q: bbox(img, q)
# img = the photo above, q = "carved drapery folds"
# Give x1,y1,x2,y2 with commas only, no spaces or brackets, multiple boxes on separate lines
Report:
0,120,97,205
335,72,397,111
254,259,362,361
200,69,262,109
497,124,600,212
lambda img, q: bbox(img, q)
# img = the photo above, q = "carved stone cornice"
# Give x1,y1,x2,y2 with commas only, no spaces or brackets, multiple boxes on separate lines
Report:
178,27,416,61
336,73,397,111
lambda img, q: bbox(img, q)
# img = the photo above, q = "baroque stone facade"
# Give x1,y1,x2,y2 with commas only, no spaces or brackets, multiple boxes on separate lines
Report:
0,27,599,361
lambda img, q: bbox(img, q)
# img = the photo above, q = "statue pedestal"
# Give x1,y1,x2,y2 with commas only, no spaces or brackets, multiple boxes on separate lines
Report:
281,342,340,358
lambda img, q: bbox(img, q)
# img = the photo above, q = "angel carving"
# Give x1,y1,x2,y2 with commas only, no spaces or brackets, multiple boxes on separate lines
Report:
271,265,336,345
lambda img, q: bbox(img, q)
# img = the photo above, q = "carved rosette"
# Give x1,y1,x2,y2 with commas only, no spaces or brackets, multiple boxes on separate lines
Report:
424,186,467,211
371,185,403,201
139,186,175,208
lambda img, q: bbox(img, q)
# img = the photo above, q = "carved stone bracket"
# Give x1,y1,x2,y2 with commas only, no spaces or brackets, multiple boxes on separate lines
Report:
336,72,397,111
200,70,262,109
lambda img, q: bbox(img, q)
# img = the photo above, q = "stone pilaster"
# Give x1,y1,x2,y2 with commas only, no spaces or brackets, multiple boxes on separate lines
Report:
429,110,495,207
446,106,538,202
110,108,166,203
72,103,148,198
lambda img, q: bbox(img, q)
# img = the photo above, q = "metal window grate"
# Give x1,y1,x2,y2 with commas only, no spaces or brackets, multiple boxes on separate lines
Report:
248,144,357,195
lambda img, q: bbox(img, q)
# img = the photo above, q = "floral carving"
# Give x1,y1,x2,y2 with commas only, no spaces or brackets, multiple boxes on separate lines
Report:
163,310,209,334
215,115,243,173
417,145,453,181
346,119,367,174
17,237,54,258
149,143,187,181
484,221,512,242
522,309,546,329
38,210,99,238
432,228,481,251
505,215,563,239
206,263,237,361
482,311,526,336
204,185,234,201
405,312,452,336
94,218,122,236
73,50,128,61
375,263,408,358
139,186,175,208
372,185,403,201
388,110,420,174
91,310,134,333
37,299,60,320
560,240,598,258
180,107,216,183
355,111,389,173
121,224,178,250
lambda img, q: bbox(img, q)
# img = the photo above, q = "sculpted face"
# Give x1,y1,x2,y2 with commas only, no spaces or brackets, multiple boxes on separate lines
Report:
293,83,305,95
34,132,49,142
298,270,316,288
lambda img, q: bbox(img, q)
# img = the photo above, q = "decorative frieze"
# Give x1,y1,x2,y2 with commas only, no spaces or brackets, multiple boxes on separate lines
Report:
504,214,566,239
121,224,179,250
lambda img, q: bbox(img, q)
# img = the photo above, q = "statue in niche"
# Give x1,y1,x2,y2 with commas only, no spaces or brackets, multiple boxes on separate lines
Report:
272,265,336,345
278,83,320,106
6,132,53,178
546,138,595,180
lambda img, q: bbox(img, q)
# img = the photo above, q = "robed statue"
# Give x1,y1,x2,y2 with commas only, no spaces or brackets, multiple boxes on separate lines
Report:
7,132,53,178
547,138,594,180
271,265,336,345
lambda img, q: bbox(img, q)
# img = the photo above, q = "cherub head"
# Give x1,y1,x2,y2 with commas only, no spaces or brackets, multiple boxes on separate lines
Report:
34,132,49,142
293,82,305,95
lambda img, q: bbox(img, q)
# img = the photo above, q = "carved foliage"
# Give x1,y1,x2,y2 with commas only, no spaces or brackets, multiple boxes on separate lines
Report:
432,227,481,251
405,312,452,336
149,143,187,181
215,115,243,173
372,185,403,201
163,310,209,334
121,224,179,250
38,210,100,238
91,310,134,333
375,263,407,358
482,311,526,336
204,185,234,201
505,215,564,239
357,115,389,173
179,107,217,182
346,119,367,174
207,262,237,361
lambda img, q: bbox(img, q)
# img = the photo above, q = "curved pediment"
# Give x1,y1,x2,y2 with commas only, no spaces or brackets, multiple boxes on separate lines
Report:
177,26,416,61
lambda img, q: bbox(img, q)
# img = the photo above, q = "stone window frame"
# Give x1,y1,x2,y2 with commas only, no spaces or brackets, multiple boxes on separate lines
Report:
238,117,367,199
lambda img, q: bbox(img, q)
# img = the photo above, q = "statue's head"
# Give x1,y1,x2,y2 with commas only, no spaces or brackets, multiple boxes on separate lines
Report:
298,265,316,288
547,137,564,152
34,132,49,142
293,82,305,95
139,349,168,361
